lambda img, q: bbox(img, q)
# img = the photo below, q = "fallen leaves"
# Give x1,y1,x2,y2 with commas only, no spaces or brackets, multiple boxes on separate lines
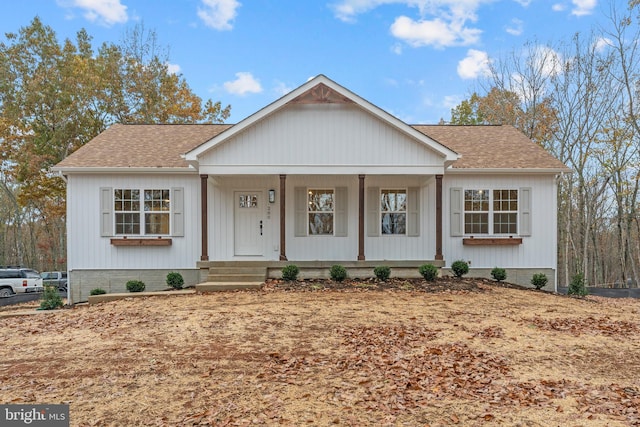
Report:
1,283,640,425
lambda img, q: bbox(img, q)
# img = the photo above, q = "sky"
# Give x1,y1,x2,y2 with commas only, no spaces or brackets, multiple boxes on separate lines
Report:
0,0,628,124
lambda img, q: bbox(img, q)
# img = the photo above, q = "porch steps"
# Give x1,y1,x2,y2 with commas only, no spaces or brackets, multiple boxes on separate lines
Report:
206,266,267,283
196,282,263,292
196,266,266,292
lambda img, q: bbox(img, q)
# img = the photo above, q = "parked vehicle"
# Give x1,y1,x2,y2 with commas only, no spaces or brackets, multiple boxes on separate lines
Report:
41,271,68,292
0,268,44,297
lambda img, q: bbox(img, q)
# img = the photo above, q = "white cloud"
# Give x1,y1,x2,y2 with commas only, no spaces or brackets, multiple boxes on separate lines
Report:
62,0,128,26
513,0,531,6
571,0,597,16
391,43,403,55
594,36,611,53
332,1,489,48
273,81,293,97
552,3,566,12
443,94,462,109
224,72,262,96
166,63,181,75
533,45,563,78
390,15,481,48
457,49,491,79
198,0,241,31
506,18,523,36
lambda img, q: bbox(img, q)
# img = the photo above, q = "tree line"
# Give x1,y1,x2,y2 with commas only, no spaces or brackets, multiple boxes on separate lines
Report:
448,2,640,287
0,17,230,271
4,3,640,286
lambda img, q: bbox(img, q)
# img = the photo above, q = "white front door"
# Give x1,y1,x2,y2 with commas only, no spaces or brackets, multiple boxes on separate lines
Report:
234,191,264,256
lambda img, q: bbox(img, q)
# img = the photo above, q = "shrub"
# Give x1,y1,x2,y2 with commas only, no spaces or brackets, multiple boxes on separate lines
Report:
531,273,548,290
568,273,588,296
90,288,107,296
126,280,145,293
419,264,439,281
451,260,469,278
491,267,507,282
166,272,184,289
282,264,299,281
39,285,63,310
330,264,347,282
373,266,391,281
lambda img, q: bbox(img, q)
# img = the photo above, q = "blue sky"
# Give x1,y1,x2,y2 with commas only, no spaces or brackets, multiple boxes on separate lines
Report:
0,0,625,123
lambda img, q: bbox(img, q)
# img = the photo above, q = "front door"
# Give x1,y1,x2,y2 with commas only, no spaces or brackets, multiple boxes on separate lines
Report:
234,191,264,256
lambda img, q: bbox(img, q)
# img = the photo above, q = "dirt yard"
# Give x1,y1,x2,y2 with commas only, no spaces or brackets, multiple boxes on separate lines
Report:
1,278,639,426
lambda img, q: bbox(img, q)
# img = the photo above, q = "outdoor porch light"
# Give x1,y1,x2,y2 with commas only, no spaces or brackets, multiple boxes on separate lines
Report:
269,189,275,203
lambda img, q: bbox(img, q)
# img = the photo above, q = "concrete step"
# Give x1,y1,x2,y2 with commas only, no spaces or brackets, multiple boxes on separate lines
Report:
196,282,263,292
207,266,267,283
210,267,267,275
207,273,266,282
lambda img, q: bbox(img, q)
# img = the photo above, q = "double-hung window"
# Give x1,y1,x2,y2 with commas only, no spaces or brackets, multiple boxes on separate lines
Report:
463,189,518,235
115,189,170,235
381,189,407,235
308,189,334,235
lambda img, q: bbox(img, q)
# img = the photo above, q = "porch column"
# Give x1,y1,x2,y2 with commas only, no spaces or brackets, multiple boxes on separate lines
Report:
435,174,443,260
358,174,365,260
200,174,209,261
279,174,287,261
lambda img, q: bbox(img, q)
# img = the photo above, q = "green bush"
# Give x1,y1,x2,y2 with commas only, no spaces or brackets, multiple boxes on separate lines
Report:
126,280,146,293
451,260,469,278
531,273,548,290
40,285,63,310
166,272,184,289
330,265,347,282
568,273,588,296
282,265,299,281
491,267,507,282
373,266,391,281
419,264,439,281
90,288,107,296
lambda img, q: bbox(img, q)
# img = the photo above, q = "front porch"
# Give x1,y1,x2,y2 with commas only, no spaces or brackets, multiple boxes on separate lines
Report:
196,260,446,291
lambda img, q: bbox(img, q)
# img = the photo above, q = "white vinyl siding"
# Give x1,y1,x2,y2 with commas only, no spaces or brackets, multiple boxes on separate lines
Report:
199,104,445,172
444,175,556,270
67,175,198,271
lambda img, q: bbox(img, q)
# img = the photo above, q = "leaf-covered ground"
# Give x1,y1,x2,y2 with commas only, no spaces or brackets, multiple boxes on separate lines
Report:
1,279,640,426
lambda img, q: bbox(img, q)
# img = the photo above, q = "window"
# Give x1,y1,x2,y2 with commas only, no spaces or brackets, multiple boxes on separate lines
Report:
381,189,406,235
115,189,170,235
464,189,518,235
115,189,140,234
493,190,518,234
464,189,489,234
144,189,170,234
308,189,334,235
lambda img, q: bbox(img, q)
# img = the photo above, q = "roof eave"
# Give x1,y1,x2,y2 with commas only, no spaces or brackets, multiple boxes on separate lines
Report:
447,167,573,174
51,166,198,174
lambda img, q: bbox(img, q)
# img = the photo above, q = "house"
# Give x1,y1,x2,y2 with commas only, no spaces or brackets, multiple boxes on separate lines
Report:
53,75,570,303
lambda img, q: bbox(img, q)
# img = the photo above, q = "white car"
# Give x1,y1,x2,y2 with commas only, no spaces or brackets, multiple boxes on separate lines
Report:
0,268,44,297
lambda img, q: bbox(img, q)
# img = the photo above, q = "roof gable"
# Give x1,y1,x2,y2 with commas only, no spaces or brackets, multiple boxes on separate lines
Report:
184,75,459,164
